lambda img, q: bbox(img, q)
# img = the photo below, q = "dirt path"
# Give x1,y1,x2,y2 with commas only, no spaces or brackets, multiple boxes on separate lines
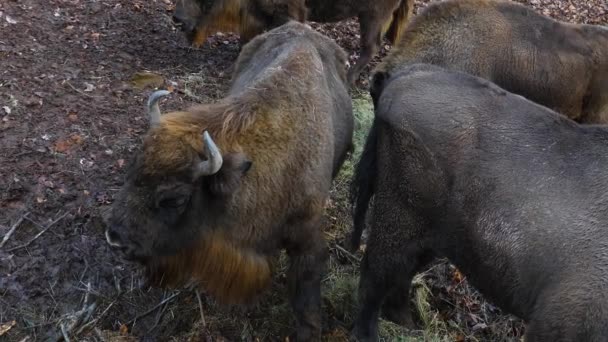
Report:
0,0,605,340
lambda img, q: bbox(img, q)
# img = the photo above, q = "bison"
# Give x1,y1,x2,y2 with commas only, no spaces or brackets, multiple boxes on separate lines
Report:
349,63,608,341
372,0,608,123
172,0,414,84
105,21,354,341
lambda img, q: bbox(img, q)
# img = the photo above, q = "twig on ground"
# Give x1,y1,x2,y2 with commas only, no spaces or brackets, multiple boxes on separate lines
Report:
55,280,97,341
195,290,207,327
94,328,106,342
0,214,26,248
8,212,68,252
65,81,103,99
82,282,92,309
56,303,98,341
333,243,361,263
127,291,180,326
76,301,116,335
60,323,71,342
150,299,169,332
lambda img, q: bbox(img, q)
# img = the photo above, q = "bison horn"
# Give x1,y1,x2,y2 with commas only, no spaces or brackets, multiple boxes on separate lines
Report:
195,131,223,177
147,90,171,126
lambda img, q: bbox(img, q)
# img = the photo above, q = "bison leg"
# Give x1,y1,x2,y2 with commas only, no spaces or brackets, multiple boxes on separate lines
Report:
286,215,328,341
381,249,434,328
347,13,386,85
351,201,429,341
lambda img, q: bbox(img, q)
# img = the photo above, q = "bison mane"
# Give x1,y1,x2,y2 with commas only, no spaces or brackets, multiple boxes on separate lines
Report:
146,230,272,304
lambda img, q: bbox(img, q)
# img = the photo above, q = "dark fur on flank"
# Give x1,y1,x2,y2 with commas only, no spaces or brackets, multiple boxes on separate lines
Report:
350,63,608,341
373,0,608,123
172,0,414,84
106,22,353,341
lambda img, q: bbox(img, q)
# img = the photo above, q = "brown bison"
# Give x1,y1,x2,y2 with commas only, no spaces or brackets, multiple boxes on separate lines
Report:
372,0,608,123
105,21,354,341
172,0,414,84
350,63,608,341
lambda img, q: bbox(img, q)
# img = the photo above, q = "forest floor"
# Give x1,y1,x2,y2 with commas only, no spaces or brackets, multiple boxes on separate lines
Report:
0,0,606,340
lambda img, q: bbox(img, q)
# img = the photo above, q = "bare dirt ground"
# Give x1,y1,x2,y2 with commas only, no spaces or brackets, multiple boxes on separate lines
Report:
0,0,606,341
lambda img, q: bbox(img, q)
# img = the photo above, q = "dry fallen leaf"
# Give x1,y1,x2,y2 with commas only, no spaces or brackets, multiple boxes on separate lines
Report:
54,139,71,153
5,15,17,24
0,320,16,336
452,268,464,283
130,72,165,90
54,134,83,153
70,133,83,144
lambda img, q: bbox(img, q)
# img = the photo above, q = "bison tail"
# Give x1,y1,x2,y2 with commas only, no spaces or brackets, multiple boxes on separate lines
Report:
349,119,380,252
384,0,414,44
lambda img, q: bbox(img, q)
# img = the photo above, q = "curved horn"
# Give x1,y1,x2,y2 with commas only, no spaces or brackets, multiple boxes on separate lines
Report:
195,131,223,178
147,90,171,126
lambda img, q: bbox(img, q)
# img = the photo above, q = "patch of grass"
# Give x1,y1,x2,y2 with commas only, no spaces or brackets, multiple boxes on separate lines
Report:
336,93,376,183
322,263,359,323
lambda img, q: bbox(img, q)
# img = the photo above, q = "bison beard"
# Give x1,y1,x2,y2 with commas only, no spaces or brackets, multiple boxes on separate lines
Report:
145,231,272,304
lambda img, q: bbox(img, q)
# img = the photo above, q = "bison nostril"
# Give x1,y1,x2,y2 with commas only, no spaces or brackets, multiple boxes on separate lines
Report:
105,229,123,248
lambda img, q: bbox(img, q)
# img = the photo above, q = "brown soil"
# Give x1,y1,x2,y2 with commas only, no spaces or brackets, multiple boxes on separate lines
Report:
0,0,605,341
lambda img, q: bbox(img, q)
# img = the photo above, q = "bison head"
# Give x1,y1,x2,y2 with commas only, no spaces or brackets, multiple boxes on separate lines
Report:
172,0,243,47
105,91,273,303
173,0,205,44
105,90,252,261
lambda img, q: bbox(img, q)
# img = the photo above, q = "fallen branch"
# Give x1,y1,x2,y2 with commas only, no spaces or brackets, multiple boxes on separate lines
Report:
60,324,71,342
150,298,170,332
127,291,180,326
333,243,361,264
56,303,97,341
76,301,116,335
195,290,207,328
8,212,68,252
65,81,103,99
0,214,26,248
93,328,106,342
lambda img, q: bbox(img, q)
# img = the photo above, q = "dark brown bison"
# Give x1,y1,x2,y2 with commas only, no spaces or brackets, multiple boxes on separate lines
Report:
350,63,608,341
105,21,354,341
371,0,608,123
172,0,414,84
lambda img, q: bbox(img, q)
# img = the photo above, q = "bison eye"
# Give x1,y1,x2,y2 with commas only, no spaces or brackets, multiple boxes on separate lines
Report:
158,196,188,209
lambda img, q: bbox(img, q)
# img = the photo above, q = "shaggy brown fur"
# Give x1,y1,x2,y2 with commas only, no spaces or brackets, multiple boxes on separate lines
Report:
106,22,353,341
146,231,272,304
172,0,414,84
372,0,608,123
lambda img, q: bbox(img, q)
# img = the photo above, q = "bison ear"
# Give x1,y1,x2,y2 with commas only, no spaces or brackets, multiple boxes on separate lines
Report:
207,153,252,197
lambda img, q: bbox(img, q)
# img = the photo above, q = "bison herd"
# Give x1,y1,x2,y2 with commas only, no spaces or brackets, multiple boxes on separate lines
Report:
105,0,608,341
